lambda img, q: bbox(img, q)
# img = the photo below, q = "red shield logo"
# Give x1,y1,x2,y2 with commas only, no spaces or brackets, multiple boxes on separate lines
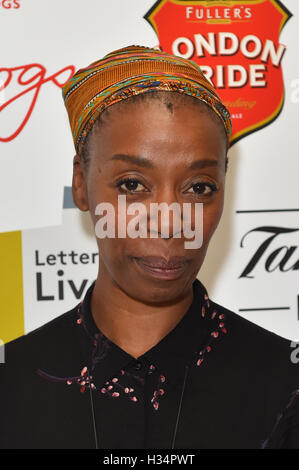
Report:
145,0,292,145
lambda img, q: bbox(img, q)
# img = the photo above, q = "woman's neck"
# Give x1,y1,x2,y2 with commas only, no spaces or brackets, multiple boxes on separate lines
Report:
90,273,194,359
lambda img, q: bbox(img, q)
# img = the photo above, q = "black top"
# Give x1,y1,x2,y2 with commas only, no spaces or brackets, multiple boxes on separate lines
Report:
1,278,299,449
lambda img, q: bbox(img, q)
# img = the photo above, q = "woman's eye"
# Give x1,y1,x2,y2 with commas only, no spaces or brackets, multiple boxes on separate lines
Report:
187,182,217,196
116,178,146,193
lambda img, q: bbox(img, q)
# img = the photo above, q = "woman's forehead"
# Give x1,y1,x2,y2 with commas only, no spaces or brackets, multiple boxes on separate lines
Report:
90,96,227,167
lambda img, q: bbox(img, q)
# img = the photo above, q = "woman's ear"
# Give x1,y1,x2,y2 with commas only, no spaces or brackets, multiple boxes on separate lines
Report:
72,154,89,211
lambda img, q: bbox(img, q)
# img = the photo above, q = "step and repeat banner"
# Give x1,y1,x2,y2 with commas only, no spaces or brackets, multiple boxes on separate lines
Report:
1,0,299,345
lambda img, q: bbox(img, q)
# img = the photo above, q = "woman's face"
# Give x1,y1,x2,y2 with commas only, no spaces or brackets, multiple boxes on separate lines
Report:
73,94,227,303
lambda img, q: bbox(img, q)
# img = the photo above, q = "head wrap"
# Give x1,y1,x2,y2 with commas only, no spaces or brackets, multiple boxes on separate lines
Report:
62,45,232,157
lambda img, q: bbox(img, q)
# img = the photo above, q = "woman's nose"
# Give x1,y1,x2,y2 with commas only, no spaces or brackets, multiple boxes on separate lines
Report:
146,187,183,239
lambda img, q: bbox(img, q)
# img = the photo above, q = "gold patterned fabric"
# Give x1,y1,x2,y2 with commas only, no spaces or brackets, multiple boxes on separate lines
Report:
62,45,232,156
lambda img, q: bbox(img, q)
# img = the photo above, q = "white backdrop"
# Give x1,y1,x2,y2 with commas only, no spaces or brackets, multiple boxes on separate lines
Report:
0,0,298,343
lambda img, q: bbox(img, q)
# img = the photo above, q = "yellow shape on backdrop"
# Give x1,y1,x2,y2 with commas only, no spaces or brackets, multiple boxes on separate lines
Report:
0,231,24,344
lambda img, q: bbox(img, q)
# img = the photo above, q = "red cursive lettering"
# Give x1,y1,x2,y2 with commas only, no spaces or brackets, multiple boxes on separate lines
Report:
0,63,75,142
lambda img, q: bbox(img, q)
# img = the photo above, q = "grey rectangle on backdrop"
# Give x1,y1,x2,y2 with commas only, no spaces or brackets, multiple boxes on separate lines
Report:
0,340,5,364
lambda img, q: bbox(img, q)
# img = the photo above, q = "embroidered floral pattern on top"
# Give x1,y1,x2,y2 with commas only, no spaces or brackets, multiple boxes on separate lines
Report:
194,293,227,368
36,280,227,412
151,371,166,411
37,365,96,394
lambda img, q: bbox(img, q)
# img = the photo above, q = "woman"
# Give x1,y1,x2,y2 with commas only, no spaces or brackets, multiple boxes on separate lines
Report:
0,45,298,449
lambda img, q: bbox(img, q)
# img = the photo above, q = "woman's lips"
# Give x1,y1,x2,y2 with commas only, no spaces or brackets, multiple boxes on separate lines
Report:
134,256,188,280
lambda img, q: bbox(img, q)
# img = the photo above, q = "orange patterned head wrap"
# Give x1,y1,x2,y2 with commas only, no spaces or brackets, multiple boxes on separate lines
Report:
62,45,232,157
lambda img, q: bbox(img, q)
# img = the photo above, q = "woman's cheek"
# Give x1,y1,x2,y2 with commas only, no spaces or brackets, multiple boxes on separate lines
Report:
202,204,223,243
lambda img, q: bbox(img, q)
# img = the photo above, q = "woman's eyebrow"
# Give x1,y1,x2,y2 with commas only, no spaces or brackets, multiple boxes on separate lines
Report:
109,154,154,168
109,154,219,170
189,159,219,170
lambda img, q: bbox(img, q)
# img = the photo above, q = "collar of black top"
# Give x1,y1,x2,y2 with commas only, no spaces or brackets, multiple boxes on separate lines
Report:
77,278,219,388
